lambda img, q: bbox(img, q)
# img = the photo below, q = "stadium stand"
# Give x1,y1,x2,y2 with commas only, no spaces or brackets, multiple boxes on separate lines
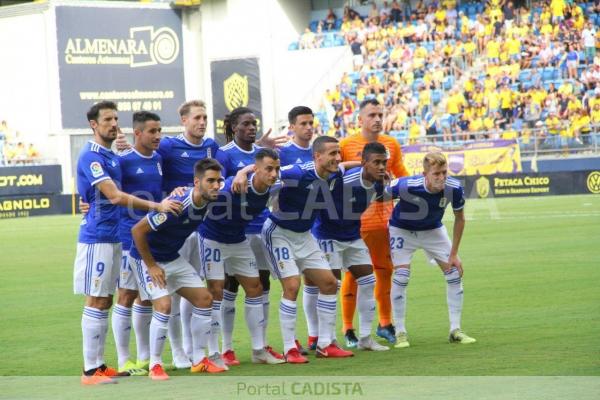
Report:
291,0,600,157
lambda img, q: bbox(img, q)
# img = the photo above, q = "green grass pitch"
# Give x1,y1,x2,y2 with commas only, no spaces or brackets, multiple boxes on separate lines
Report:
0,195,599,378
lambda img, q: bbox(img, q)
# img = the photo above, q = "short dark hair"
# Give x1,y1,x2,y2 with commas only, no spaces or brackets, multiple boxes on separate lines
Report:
255,148,279,162
362,142,387,161
223,107,254,143
359,98,380,111
132,111,160,130
87,101,118,122
312,135,338,154
194,158,222,179
288,106,313,124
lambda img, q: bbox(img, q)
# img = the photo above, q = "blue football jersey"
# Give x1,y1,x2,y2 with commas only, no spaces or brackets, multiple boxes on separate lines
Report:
199,175,271,244
77,141,122,244
215,141,261,177
313,167,384,241
214,141,266,235
157,134,219,193
130,189,209,263
388,175,465,231
118,149,164,251
269,161,343,233
278,141,312,166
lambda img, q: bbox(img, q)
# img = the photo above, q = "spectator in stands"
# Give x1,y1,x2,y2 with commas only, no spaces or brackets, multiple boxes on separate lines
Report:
367,2,380,25
0,121,8,166
563,42,580,79
299,28,316,50
380,1,391,23
325,8,337,31
344,5,361,21
390,0,401,23
411,0,423,20
27,143,39,162
582,22,597,65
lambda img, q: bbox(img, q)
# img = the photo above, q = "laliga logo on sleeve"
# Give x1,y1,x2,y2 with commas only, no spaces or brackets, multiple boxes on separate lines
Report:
90,162,104,178
151,213,168,226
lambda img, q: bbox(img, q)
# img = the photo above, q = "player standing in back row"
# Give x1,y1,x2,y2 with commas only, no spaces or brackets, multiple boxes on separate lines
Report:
339,98,409,347
112,111,165,376
74,101,180,385
387,152,476,347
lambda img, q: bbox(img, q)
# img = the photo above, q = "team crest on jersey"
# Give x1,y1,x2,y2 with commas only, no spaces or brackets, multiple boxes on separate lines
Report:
206,262,211,271
94,278,100,289
157,162,163,176
224,72,249,111
151,213,168,226
111,160,117,167
439,197,448,208
90,161,104,178
279,261,285,269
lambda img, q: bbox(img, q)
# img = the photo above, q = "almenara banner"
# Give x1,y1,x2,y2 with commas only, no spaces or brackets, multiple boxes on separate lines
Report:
402,140,522,176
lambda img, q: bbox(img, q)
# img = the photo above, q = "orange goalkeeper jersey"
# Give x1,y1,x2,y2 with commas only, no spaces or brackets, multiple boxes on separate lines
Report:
339,133,409,232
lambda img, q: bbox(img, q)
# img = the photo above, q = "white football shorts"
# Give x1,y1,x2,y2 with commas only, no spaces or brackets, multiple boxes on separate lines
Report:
131,255,205,301
261,218,330,280
317,237,372,271
73,242,122,297
388,225,452,266
198,236,260,280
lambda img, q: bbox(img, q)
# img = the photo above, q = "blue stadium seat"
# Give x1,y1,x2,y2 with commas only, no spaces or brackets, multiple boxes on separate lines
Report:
467,5,476,15
542,67,554,81
309,20,319,32
412,78,424,91
443,76,454,90
334,36,345,46
349,71,360,82
288,42,299,51
519,69,532,82
334,18,342,30
432,90,442,105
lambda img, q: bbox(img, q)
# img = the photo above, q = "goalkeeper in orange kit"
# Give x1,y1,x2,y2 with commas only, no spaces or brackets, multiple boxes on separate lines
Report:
338,99,409,346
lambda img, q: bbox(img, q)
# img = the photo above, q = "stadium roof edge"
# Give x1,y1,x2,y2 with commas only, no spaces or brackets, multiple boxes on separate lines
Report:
0,1,48,19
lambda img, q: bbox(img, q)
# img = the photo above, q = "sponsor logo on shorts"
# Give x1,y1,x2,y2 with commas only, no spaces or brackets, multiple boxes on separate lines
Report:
90,161,104,178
